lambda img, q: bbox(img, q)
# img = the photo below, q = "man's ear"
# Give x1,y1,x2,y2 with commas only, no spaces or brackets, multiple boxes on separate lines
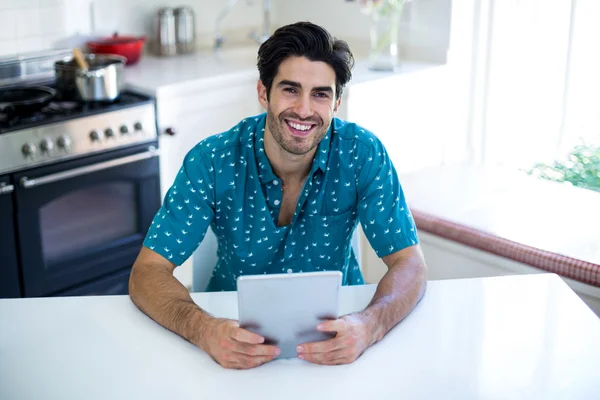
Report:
333,96,342,113
257,80,268,109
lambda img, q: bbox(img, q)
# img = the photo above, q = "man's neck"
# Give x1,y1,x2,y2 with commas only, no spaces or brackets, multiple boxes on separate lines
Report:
264,128,315,186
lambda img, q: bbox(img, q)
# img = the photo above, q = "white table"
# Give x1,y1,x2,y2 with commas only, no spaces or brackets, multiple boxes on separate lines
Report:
1,274,599,400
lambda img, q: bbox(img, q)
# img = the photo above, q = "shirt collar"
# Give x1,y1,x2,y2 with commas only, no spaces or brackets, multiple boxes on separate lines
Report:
254,114,332,184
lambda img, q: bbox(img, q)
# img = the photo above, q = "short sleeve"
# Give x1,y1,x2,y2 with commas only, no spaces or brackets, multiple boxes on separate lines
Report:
142,146,215,265
356,139,419,258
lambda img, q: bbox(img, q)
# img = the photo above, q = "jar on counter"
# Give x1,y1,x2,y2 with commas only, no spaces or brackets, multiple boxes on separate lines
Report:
155,7,177,56
174,6,196,54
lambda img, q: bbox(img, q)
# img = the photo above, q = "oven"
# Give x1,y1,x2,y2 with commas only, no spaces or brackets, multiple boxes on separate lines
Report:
13,143,160,297
0,177,20,298
0,51,161,298
0,50,161,298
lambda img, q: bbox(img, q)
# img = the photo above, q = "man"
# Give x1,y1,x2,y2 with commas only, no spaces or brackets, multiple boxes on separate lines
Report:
129,21,427,369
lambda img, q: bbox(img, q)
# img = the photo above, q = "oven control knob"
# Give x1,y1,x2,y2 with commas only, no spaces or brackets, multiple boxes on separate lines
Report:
57,135,71,150
120,125,130,135
89,130,102,141
22,142,37,157
105,128,115,138
134,122,143,132
39,138,54,152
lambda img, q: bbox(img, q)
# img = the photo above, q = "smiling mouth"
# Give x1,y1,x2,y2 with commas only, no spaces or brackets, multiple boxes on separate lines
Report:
285,119,316,137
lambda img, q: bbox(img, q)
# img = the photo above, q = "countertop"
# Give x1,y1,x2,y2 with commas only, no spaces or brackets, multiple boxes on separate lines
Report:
1,274,599,399
399,164,600,267
124,45,440,97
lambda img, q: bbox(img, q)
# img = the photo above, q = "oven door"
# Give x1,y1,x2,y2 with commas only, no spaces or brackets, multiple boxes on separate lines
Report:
14,143,160,297
0,176,21,298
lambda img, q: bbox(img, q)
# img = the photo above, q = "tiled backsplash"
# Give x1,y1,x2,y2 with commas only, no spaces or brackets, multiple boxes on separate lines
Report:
0,0,265,58
0,0,72,56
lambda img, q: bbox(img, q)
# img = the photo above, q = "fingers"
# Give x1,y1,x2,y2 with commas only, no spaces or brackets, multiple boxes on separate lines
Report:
206,319,280,369
297,336,347,354
230,326,265,344
224,325,280,366
233,341,280,357
216,335,277,356
298,318,363,365
215,336,279,369
298,348,358,365
316,318,348,334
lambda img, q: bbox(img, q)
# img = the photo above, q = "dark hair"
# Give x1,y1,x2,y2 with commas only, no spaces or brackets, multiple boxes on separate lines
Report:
257,21,355,100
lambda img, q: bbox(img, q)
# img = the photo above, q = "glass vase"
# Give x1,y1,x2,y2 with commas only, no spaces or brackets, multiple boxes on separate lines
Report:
365,2,403,71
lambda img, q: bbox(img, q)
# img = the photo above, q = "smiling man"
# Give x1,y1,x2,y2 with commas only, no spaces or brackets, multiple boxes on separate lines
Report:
129,22,427,369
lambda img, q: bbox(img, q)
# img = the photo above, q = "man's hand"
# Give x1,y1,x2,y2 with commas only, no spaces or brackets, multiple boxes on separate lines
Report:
296,313,374,365
199,318,280,369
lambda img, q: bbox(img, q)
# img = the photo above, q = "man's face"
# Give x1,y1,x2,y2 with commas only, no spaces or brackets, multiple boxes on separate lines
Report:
258,56,341,156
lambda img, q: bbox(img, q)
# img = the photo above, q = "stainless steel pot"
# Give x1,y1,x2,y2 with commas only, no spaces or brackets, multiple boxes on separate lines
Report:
54,54,126,102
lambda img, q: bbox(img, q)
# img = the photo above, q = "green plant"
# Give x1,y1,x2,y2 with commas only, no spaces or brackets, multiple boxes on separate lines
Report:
526,141,600,193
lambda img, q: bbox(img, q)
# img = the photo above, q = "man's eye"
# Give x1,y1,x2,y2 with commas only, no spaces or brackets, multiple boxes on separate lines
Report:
314,92,329,98
284,88,298,94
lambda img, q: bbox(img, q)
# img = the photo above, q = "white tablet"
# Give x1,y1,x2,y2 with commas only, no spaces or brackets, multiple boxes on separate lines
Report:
237,271,343,359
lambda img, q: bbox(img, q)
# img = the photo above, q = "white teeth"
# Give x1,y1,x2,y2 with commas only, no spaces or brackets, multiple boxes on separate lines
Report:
288,121,311,131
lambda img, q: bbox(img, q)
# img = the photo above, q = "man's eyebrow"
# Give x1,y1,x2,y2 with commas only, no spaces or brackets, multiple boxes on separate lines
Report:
313,86,334,94
277,80,334,94
277,80,301,88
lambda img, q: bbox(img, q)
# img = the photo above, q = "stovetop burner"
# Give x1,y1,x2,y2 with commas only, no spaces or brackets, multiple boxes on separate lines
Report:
0,84,154,134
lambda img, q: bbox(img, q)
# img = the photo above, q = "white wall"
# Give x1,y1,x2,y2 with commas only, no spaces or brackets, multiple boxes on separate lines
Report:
272,0,452,63
0,0,265,57
1,0,452,62
88,0,265,47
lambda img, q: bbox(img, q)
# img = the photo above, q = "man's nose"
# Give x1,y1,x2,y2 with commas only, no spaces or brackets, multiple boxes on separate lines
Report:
293,94,313,119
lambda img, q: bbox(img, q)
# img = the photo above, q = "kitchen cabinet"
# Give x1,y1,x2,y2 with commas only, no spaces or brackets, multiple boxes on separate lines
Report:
341,62,461,175
338,62,457,282
155,80,263,290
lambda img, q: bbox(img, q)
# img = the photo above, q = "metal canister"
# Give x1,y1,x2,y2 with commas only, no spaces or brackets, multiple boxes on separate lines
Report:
155,7,177,56
174,6,196,54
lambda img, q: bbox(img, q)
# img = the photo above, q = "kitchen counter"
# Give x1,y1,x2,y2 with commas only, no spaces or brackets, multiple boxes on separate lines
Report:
1,274,599,399
124,45,440,97
124,46,261,96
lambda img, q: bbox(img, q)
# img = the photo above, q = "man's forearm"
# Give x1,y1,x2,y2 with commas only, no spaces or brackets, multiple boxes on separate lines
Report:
358,252,427,345
129,262,213,348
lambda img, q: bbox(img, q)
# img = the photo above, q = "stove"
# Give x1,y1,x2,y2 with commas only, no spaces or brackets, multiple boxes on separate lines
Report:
0,88,151,134
0,50,161,298
0,82,158,175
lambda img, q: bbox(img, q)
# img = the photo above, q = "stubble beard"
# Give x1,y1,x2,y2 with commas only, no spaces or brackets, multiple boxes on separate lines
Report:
266,107,329,156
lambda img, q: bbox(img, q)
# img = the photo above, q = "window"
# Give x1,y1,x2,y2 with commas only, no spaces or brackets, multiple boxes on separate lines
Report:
465,0,599,183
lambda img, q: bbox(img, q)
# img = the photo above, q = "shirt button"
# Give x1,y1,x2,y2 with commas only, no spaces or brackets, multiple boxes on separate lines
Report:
287,269,293,274
272,180,279,186
274,200,280,206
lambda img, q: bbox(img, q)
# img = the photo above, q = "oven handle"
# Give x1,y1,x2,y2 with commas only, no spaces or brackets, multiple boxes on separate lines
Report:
0,183,14,195
19,146,159,189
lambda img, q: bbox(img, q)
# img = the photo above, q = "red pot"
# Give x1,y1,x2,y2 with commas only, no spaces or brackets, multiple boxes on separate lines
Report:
86,34,146,65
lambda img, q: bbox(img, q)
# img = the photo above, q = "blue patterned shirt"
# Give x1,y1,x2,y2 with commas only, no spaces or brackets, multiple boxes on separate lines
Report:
143,113,419,291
